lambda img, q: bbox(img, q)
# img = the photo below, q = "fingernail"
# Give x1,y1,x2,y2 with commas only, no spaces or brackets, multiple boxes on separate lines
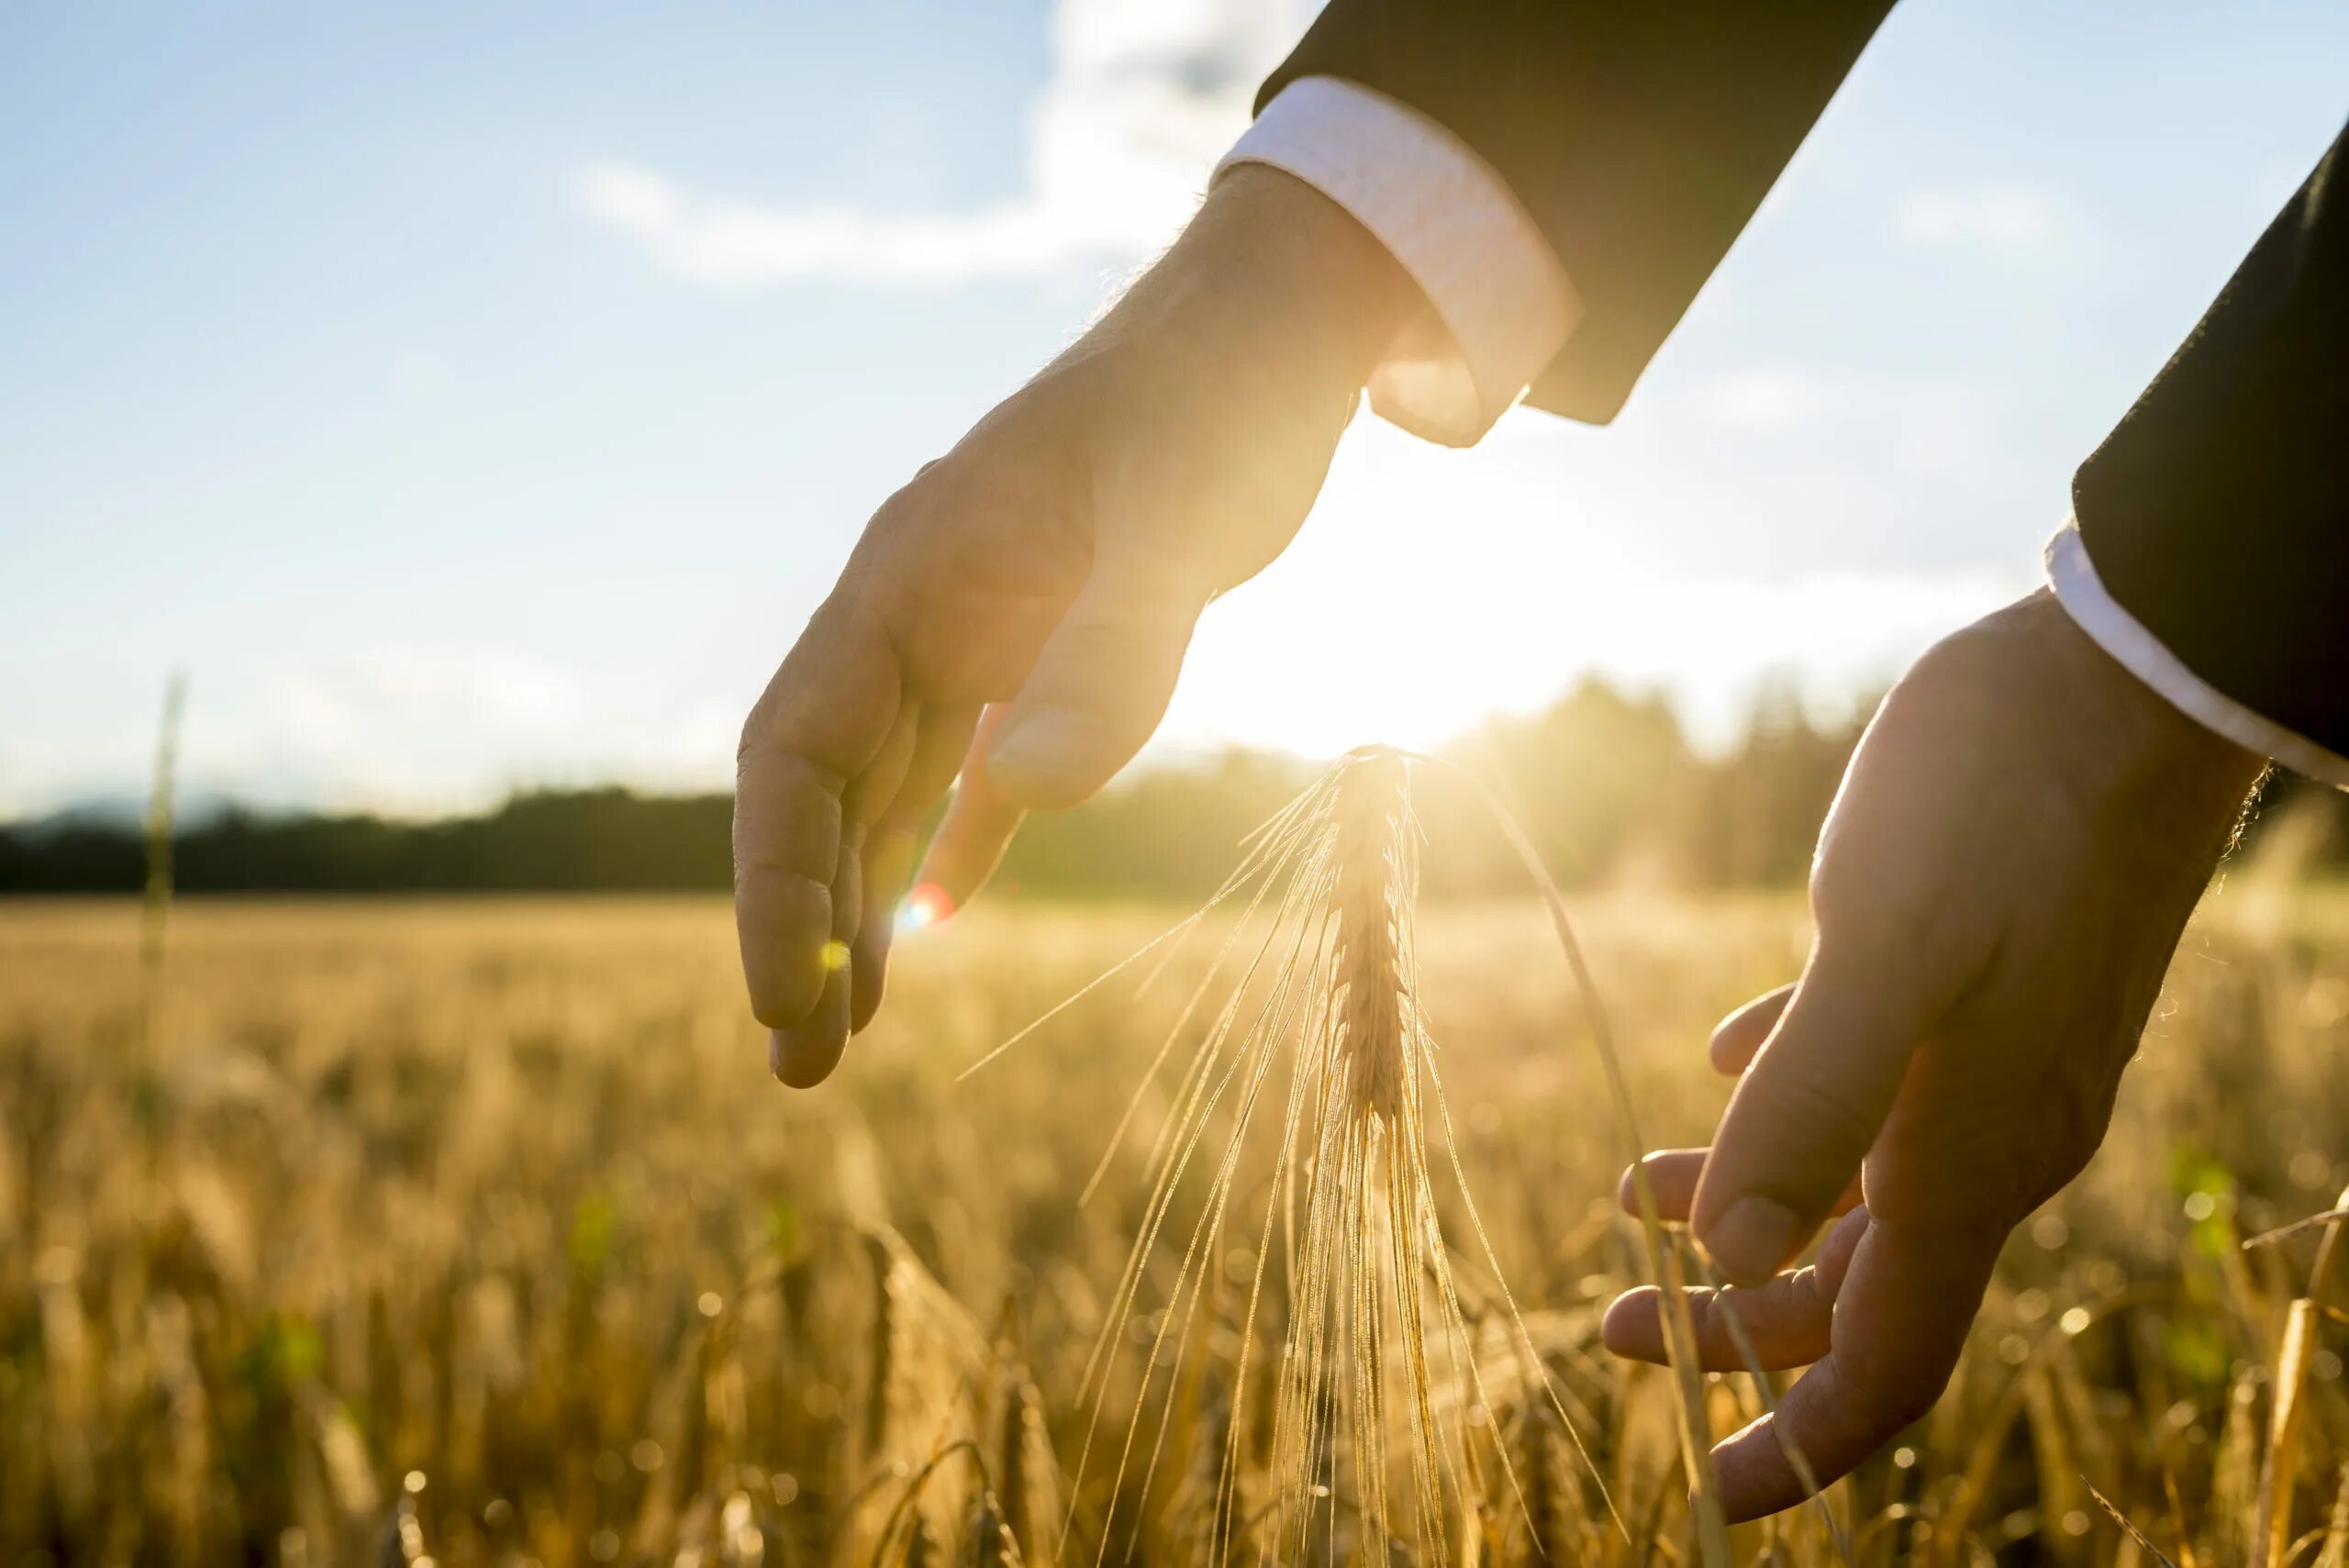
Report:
987,710,1097,795
1707,1195,1801,1284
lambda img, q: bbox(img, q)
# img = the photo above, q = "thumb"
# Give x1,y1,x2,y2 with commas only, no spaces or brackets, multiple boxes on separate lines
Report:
1691,939,1946,1284
983,564,1205,810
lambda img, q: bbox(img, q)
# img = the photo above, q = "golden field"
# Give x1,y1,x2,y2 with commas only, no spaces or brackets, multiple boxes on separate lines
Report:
6,880,2349,1567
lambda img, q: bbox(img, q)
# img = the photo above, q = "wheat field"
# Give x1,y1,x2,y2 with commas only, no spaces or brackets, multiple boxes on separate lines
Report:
6,871,2349,1567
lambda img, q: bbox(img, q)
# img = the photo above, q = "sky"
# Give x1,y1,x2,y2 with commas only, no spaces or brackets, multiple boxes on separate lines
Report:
3,2,2344,817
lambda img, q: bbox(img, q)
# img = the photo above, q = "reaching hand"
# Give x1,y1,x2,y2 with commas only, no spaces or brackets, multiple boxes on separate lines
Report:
733,167,1411,1084
1600,589,2263,1520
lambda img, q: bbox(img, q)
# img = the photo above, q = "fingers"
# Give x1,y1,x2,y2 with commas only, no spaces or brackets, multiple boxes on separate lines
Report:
735,597,906,1033
1600,1207,1867,1371
1712,1214,2002,1522
766,704,917,1086
982,565,1204,811
1618,1150,1860,1227
1619,1151,1706,1222
770,698,986,1074
1710,984,1795,1073
846,703,983,1035
846,823,919,1029
1692,941,1946,1284
768,848,855,1087
914,705,1029,912
1607,981,1854,1237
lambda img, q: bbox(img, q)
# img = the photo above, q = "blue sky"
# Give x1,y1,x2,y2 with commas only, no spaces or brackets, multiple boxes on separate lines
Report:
3,2,2343,816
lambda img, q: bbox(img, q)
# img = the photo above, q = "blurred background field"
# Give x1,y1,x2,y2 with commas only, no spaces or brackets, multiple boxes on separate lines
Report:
8,873,2349,1566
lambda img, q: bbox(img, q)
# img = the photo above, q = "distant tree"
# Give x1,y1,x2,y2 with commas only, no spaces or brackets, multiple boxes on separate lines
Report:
1675,673,1870,886
1433,677,1698,893
994,748,1322,900
33,673,2329,901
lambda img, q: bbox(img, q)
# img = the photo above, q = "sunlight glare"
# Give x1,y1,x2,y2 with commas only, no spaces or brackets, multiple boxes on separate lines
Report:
897,882,954,935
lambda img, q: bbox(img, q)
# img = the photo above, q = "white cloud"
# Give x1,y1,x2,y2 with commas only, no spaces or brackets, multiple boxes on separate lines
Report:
209,649,595,814
1678,365,2001,480
1895,181,2074,259
579,0,1308,287
348,648,586,730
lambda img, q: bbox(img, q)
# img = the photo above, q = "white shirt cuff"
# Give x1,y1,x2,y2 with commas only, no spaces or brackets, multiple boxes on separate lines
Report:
2046,518,2349,786
1214,77,1581,448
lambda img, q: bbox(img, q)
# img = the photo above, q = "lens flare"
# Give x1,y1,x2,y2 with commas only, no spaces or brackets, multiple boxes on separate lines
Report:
897,882,954,934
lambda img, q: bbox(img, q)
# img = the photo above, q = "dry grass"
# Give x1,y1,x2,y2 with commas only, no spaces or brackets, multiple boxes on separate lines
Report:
5,870,2349,1566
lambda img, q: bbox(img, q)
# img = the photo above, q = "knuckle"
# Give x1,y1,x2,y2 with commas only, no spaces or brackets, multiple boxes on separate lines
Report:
1049,614,1186,686
2021,1080,2112,1205
1789,1262,1834,1317
750,992,806,1032
863,463,954,542
1809,859,1942,957
735,866,832,1029
1842,1342,1953,1429
735,684,796,777
735,708,769,773
1746,1068,1881,1177
746,957,820,1029
1695,1282,1767,1340
731,761,845,879
1881,1380,1943,1432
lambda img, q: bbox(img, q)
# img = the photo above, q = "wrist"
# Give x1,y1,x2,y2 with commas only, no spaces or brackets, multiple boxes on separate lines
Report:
2023,590,2266,815
1088,164,1417,404
1197,163,1418,377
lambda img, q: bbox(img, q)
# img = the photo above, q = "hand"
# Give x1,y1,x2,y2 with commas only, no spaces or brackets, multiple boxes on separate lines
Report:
1600,589,2263,1519
733,167,1412,1084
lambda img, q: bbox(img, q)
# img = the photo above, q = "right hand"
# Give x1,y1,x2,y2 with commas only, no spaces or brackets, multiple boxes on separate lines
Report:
734,166,1412,1084
1598,591,2263,1518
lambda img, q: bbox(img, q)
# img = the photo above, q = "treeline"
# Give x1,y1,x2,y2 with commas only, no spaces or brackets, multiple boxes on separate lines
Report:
5,675,2337,897
0,790,736,894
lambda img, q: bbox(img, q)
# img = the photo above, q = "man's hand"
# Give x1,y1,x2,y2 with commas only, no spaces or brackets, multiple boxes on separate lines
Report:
1600,589,2263,1520
734,167,1412,1085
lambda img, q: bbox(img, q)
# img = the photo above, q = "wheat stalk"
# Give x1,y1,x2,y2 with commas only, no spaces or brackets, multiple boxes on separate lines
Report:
975,748,1624,1568
1261,751,1449,1563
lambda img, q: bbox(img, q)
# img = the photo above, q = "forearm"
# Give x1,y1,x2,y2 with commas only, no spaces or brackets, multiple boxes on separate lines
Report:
1058,165,1416,418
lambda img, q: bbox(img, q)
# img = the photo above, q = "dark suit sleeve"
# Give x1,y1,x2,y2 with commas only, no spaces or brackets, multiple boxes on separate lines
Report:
2071,122,2349,762
1259,1,1896,424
